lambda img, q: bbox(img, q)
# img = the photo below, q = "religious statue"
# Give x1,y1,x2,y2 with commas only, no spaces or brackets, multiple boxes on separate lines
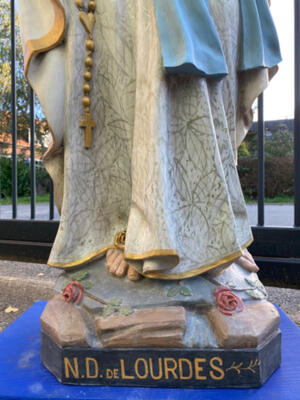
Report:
19,0,282,388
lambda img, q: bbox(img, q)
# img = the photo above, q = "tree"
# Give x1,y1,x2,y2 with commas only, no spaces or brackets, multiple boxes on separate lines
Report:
0,0,49,151
238,123,294,159
264,124,294,158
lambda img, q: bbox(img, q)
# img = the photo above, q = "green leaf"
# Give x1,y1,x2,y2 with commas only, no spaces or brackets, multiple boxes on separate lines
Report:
245,289,265,300
70,271,89,282
245,278,267,296
109,297,122,306
119,306,134,316
255,280,267,293
81,280,93,289
245,277,257,287
180,286,192,297
167,286,180,297
102,305,115,318
227,281,237,288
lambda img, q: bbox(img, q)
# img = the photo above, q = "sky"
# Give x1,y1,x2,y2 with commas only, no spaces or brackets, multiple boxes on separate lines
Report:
259,0,294,121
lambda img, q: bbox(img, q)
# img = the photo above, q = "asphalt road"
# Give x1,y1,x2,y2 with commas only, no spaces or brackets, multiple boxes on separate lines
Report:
0,203,60,220
0,203,295,227
246,204,294,227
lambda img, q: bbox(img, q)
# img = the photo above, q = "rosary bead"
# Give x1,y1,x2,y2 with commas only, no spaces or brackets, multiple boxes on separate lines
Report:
88,1,96,11
82,96,91,107
85,56,93,68
75,0,84,8
83,83,91,94
85,39,95,52
84,71,92,81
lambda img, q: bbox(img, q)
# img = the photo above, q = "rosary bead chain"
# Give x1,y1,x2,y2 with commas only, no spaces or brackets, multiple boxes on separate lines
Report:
74,0,97,149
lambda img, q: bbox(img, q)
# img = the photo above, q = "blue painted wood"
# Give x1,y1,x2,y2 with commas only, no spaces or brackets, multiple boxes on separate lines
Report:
153,0,281,77
0,302,298,400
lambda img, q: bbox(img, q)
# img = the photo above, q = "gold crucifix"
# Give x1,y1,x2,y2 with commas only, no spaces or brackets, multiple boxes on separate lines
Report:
79,112,96,149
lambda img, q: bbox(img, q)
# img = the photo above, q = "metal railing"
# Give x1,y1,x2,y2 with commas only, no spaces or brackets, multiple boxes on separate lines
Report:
5,0,55,221
10,0,17,219
294,0,300,227
1,0,300,287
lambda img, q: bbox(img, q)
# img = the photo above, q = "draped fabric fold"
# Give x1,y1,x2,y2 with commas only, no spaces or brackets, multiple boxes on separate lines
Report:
153,0,281,77
153,0,228,78
19,0,281,279
239,0,282,70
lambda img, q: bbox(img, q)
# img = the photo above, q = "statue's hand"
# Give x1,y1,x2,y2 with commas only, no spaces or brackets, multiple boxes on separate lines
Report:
106,249,141,281
236,249,259,273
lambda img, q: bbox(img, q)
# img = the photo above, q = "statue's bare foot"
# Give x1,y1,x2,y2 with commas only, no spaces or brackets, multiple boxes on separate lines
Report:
106,249,141,281
236,249,259,273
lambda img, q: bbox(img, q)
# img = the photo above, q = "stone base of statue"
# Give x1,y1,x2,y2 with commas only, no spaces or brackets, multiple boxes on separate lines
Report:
40,257,281,388
41,329,281,388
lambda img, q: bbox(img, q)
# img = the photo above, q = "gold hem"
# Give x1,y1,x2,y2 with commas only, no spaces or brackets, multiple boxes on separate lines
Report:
48,236,253,277
125,249,179,261
48,245,115,268
24,0,66,77
142,237,253,280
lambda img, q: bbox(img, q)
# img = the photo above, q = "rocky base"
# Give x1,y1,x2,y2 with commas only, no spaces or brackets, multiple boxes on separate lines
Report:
41,294,280,350
40,258,282,387
41,329,281,388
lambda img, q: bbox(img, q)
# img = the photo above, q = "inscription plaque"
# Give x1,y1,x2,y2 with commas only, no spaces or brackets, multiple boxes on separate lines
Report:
41,330,281,388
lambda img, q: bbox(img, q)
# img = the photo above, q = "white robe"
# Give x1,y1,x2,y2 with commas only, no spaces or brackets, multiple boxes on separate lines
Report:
19,0,277,279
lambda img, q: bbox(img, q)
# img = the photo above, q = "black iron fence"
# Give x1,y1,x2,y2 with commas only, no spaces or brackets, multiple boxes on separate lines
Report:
2,0,55,221
1,0,300,287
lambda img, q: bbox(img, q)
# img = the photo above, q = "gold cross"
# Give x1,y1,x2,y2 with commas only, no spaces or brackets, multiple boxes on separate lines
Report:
79,112,96,149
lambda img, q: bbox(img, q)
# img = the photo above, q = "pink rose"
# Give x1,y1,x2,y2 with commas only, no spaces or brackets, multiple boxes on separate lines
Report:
213,286,244,316
62,281,85,305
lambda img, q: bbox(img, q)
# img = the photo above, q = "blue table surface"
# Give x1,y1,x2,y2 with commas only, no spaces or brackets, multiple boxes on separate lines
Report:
0,302,299,400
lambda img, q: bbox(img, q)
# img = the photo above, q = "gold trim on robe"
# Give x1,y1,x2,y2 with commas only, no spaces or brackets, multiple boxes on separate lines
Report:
48,237,253,280
23,0,66,77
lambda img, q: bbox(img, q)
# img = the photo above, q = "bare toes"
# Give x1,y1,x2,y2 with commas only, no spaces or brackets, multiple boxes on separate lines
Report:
115,260,129,277
106,249,121,269
237,256,259,273
106,248,114,259
109,253,124,274
106,250,141,280
242,249,255,263
127,265,141,281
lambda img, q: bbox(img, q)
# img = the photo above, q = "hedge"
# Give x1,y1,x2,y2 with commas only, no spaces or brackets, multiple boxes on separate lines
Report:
0,156,294,200
0,157,50,199
237,157,294,199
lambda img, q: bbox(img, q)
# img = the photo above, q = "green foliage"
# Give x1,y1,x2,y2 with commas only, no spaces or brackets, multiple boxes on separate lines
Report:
167,283,192,297
70,271,89,282
119,306,134,316
0,194,50,205
81,281,93,289
102,298,134,318
0,1,27,114
238,130,257,159
102,305,115,318
65,271,93,290
239,124,293,159
238,157,294,199
0,0,49,149
265,125,294,158
167,286,180,297
180,286,192,296
237,141,250,158
110,297,122,307
238,123,294,199
0,156,50,199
